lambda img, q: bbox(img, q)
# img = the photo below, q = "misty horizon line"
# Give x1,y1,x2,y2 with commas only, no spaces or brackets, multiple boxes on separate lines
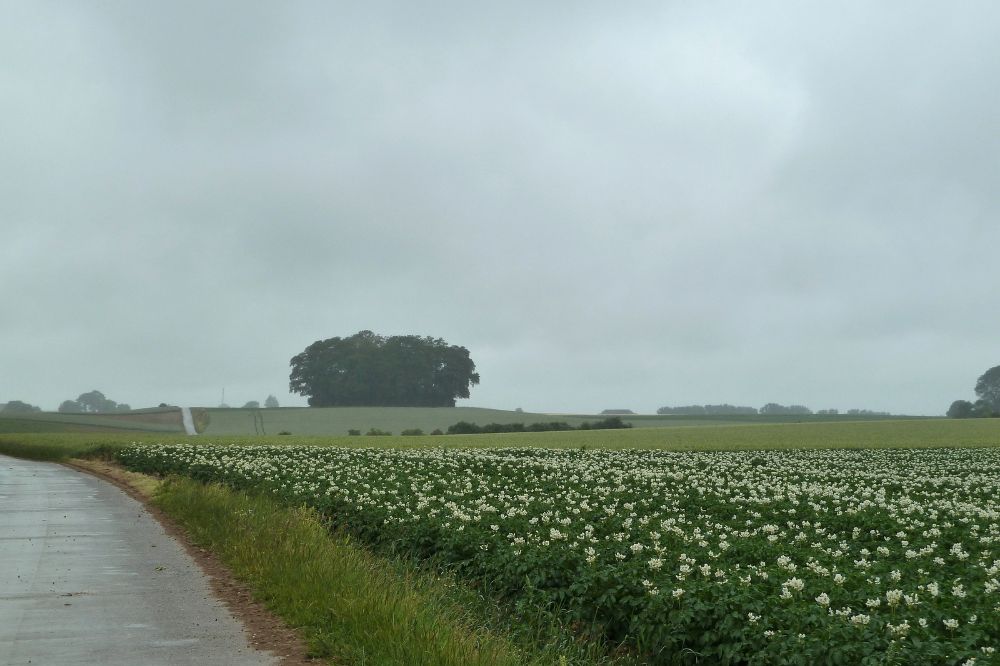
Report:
1,397,922,417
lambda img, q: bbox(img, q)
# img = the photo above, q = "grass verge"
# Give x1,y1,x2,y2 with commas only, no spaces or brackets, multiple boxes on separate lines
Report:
152,476,542,665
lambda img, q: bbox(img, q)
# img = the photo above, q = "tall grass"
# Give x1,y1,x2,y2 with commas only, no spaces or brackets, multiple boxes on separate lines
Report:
153,477,576,665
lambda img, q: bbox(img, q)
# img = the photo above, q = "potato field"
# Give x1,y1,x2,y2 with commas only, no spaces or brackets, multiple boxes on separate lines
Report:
117,443,1000,664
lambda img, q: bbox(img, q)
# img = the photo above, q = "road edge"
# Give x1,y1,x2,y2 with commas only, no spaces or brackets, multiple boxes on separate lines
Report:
62,458,317,666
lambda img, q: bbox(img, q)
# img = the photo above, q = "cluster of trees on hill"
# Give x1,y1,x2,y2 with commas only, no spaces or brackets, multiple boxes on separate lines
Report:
59,390,130,413
1,400,41,413
947,365,1000,418
289,330,479,407
657,403,891,416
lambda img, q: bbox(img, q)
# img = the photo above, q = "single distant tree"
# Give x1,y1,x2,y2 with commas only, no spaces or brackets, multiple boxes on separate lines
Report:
76,389,117,412
289,330,479,407
974,365,1000,414
947,399,975,419
264,394,279,409
243,400,261,409
59,399,82,413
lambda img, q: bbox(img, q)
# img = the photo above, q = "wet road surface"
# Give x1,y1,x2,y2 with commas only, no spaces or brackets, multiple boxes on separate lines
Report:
0,454,278,665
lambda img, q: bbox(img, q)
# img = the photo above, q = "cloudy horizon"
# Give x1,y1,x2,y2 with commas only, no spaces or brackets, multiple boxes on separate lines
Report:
3,1,999,416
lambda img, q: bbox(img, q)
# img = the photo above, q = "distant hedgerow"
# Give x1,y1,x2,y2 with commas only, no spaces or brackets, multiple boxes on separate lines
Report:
445,417,631,435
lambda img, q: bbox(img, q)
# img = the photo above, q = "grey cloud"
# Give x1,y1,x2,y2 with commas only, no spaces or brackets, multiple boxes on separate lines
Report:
2,1,999,415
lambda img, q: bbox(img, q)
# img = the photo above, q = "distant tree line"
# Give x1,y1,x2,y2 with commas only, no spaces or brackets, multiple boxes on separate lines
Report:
657,403,891,416
340,416,634,437
760,403,813,415
657,404,758,415
812,409,894,416
59,390,130,413
947,365,1000,418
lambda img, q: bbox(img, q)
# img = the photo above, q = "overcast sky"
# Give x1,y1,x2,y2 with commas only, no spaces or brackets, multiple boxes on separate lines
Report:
3,1,998,415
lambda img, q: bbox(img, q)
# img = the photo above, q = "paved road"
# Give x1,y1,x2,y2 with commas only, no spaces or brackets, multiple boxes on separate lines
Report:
0,455,278,665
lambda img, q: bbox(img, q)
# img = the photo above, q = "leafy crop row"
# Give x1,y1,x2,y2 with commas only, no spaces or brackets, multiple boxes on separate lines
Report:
117,444,999,664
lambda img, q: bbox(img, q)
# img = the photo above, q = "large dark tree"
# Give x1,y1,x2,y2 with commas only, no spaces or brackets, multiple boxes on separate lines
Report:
945,364,1000,417
289,330,480,407
974,365,1000,414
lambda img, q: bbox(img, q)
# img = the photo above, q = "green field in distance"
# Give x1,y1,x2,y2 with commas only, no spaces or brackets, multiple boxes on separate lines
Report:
1,416,997,462
0,405,927,437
